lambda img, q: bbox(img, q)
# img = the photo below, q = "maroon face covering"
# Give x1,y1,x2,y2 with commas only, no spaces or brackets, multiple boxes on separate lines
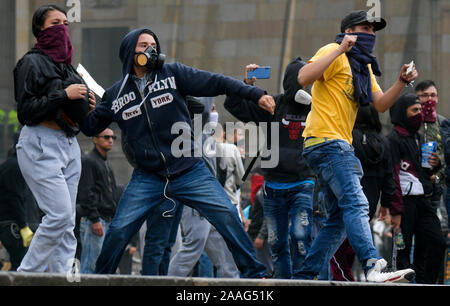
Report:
422,100,437,123
35,24,73,65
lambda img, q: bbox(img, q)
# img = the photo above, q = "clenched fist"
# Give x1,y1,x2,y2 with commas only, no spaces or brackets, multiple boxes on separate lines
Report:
258,95,275,115
338,35,357,53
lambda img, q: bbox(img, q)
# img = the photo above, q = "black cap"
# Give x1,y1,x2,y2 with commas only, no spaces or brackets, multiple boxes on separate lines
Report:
341,10,387,33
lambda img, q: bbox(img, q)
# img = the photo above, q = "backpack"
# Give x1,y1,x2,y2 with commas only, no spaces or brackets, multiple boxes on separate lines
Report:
352,128,385,166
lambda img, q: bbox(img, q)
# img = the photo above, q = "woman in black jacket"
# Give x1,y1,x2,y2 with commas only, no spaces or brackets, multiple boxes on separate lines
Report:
13,4,95,273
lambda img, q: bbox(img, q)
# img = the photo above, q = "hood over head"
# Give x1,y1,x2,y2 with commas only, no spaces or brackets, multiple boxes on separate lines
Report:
283,57,306,102
390,93,422,131
119,27,162,78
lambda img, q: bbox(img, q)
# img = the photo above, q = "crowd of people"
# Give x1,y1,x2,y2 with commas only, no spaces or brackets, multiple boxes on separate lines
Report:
0,4,449,285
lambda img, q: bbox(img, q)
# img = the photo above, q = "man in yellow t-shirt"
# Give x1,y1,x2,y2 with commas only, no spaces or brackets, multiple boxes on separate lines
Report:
294,10,419,283
303,43,381,144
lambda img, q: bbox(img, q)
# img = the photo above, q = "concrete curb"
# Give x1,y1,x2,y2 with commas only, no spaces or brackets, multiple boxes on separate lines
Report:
0,272,418,286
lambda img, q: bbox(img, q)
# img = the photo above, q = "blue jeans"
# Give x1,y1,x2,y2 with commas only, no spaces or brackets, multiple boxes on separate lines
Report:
80,218,110,274
159,204,184,275
95,160,266,278
294,140,378,279
141,200,180,275
263,183,314,279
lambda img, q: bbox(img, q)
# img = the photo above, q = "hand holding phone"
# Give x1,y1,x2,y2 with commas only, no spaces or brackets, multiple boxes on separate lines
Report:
406,61,414,75
245,64,259,85
402,60,417,87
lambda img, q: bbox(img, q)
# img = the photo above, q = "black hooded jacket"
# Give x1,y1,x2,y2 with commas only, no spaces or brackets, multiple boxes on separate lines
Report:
14,48,89,137
387,93,434,215
81,28,266,177
224,57,314,183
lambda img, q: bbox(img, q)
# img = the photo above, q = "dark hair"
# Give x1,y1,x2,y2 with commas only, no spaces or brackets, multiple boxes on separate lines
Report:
415,80,437,93
32,4,67,38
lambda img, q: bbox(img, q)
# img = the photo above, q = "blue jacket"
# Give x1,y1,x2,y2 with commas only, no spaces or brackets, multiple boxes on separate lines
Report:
82,28,265,177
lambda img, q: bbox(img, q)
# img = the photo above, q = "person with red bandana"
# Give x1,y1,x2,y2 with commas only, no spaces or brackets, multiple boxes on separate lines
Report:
415,81,446,211
415,80,448,283
13,4,95,273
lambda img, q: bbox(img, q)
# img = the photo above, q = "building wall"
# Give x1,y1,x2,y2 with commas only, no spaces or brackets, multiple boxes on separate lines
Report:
5,0,450,187
0,0,16,158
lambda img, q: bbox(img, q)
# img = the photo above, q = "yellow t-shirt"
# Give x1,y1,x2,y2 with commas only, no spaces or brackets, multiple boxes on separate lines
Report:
302,43,382,144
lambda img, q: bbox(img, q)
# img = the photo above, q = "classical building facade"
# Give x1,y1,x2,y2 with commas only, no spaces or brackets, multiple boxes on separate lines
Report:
2,0,450,186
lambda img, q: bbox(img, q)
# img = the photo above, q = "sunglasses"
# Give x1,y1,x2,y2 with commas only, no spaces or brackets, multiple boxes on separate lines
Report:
95,135,117,140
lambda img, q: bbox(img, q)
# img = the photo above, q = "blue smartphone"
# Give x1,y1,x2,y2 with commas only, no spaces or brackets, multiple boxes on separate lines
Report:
248,66,271,79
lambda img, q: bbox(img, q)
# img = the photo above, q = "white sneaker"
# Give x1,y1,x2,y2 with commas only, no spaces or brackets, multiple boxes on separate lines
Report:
365,258,415,283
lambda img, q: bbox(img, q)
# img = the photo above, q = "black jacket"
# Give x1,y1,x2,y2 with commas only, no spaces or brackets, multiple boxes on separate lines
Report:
352,104,395,210
247,188,267,241
0,156,27,227
76,148,118,222
0,153,41,230
14,48,89,137
224,57,314,183
388,94,434,215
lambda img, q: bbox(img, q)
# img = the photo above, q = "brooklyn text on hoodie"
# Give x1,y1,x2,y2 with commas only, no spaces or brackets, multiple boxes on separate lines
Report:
111,76,178,115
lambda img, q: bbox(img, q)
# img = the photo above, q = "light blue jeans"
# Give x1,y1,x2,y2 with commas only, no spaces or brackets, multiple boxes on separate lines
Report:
263,183,314,279
16,125,81,273
80,218,110,274
294,140,378,279
95,160,266,278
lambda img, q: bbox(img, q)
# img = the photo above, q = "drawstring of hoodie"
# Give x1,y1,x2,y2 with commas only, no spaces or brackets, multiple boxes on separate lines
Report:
115,73,130,101
118,28,176,218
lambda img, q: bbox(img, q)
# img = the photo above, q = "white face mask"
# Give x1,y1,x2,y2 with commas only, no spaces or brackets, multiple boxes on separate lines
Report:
209,111,219,127
294,89,312,105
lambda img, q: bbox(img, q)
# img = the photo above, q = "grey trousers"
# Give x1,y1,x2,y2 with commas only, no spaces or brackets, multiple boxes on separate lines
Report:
16,125,81,273
168,206,240,278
